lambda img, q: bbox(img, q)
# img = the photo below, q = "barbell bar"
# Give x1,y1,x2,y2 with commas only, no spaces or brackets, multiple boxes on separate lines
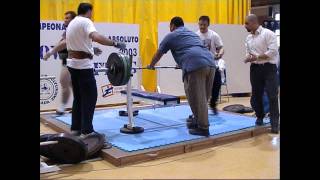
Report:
98,65,180,72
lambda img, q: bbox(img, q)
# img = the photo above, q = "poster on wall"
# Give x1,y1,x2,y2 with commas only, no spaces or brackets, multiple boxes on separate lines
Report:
40,21,140,111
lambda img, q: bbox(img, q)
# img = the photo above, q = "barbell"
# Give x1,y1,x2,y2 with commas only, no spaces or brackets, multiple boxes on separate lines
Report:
103,52,180,86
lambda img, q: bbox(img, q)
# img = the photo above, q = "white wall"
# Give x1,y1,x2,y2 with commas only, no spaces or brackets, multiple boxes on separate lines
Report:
157,22,251,96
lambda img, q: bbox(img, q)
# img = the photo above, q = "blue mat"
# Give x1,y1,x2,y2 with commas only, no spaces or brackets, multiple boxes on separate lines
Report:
55,105,269,152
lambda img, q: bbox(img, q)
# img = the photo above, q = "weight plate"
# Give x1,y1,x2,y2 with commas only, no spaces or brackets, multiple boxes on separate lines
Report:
106,53,125,86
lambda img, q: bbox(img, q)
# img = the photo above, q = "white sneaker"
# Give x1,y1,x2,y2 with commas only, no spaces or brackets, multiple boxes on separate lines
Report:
56,104,66,115
80,131,105,139
80,132,97,139
70,130,80,136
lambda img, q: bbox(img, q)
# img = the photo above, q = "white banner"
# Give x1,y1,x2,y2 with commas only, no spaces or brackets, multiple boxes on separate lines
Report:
40,21,140,111
157,22,250,96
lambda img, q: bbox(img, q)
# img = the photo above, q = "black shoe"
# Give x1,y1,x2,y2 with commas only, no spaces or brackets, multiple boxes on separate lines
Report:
212,107,218,115
271,127,279,134
189,128,210,137
209,102,218,115
187,122,198,129
70,130,81,136
209,100,215,109
186,115,194,123
255,118,264,126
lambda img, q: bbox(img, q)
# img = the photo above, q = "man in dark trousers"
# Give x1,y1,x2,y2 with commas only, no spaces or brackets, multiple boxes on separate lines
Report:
66,3,126,137
244,14,279,134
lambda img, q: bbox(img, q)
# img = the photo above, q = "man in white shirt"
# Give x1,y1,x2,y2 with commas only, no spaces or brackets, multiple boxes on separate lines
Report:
43,11,102,115
196,16,225,115
66,3,126,137
244,14,279,134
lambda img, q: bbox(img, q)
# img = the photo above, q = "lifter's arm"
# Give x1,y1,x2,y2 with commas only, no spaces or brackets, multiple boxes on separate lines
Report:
215,46,224,59
90,32,114,46
90,32,126,50
43,39,66,60
147,50,164,69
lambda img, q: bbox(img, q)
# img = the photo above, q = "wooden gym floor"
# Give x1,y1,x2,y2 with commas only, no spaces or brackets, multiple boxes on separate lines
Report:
40,96,280,179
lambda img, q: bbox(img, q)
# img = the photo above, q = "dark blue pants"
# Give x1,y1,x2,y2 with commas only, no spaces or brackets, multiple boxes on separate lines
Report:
263,65,280,114
210,69,221,108
263,91,270,113
68,67,97,134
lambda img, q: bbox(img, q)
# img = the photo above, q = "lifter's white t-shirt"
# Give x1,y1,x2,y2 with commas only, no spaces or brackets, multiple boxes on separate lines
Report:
196,29,225,69
195,29,223,56
66,16,97,69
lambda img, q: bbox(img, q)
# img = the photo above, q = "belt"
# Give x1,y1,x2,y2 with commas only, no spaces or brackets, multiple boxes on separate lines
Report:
68,50,93,60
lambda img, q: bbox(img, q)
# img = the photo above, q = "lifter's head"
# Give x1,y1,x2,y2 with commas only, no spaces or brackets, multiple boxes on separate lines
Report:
170,16,184,32
78,3,93,19
245,14,259,33
198,16,210,33
64,11,76,26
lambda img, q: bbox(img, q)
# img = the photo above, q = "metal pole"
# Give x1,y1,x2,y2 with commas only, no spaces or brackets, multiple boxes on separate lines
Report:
126,55,134,128
126,77,134,128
